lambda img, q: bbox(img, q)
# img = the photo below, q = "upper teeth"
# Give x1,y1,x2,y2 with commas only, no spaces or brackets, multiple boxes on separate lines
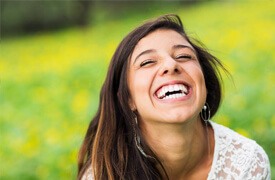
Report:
156,84,188,99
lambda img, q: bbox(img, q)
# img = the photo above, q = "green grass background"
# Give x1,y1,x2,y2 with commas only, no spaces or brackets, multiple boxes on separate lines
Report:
1,1,274,179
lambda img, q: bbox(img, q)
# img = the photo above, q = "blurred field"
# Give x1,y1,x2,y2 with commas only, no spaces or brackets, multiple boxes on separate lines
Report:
1,1,275,179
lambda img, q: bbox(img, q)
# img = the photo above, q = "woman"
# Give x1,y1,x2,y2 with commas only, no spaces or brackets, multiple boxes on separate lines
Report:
78,14,270,180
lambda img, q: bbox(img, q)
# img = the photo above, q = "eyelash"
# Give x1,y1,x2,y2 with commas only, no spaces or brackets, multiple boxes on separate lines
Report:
176,54,193,60
139,54,194,67
140,59,156,67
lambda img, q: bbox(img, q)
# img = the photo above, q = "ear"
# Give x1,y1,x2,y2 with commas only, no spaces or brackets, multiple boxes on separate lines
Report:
129,97,136,111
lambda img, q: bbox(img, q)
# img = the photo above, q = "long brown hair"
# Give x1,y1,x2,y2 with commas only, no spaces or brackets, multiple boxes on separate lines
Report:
78,14,225,179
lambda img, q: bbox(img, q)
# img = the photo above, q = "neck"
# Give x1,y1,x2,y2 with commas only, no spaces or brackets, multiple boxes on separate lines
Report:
140,118,213,179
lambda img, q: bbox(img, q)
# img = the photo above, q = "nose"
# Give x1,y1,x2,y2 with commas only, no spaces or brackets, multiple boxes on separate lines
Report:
159,58,182,76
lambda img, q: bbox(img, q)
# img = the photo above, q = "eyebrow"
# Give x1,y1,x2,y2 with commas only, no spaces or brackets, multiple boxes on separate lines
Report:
133,49,156,64
173,44,196,53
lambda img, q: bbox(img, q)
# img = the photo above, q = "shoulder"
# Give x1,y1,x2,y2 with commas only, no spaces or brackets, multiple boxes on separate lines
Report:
209,121,271,180
211,121,259,149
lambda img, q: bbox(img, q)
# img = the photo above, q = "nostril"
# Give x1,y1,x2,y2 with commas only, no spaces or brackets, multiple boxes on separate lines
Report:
174,68,179,73
161,64,182,76
162,68,180,75
163,70,168,74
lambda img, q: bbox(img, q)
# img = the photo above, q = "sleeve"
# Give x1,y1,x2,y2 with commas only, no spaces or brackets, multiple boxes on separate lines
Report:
245,144,271,180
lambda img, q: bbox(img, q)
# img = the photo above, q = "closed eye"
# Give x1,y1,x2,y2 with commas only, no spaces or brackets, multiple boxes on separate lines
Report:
176,54,193,60
140,59,156,67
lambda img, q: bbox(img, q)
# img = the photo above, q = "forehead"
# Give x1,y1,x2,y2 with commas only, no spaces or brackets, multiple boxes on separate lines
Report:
131,29,193,58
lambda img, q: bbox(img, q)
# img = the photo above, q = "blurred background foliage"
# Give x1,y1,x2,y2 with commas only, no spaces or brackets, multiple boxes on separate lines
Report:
0,1,274,179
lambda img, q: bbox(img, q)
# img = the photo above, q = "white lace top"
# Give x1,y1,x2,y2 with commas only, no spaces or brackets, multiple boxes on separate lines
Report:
82,121,271,180
208,121,270,180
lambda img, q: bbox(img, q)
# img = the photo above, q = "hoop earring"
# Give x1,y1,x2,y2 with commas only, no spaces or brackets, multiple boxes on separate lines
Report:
133,115,155,160
200,102,210,125
200,103,211,156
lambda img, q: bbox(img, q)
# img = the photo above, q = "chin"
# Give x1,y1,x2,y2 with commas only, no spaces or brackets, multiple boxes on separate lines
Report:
160,112,197,124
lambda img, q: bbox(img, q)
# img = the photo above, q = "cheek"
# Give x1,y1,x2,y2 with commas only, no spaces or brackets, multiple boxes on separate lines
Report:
201,77,207,100
186,62,205,81
132,73,151,97
187,63,207,95
197,68,207,100
196,67,206,86
128,71,153,106
130,73,152,108
196,68,206,89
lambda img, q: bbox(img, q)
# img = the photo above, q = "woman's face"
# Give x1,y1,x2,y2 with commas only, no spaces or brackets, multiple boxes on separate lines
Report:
128,29,206,125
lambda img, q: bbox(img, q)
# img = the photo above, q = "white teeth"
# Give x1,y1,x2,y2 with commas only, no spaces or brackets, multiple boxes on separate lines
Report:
159,88,165,98
164,86,169,95
180,84,187,94
156,83,189,99
168,85,172,92
168,85,173,93
163,93,184,100
175,84,180,91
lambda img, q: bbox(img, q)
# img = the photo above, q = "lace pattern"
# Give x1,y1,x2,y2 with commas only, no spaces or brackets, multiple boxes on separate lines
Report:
208,121,270,180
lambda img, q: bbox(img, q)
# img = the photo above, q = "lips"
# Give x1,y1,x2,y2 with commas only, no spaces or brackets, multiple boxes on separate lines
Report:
155,83,190,100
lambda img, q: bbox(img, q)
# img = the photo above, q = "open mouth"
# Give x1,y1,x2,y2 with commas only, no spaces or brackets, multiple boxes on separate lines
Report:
155,83,190,100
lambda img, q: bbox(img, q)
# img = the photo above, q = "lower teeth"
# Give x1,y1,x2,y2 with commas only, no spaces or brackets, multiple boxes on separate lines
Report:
163,93,185,99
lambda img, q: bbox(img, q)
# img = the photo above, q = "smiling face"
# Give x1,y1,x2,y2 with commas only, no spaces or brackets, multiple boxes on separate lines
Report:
128,29,207,125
